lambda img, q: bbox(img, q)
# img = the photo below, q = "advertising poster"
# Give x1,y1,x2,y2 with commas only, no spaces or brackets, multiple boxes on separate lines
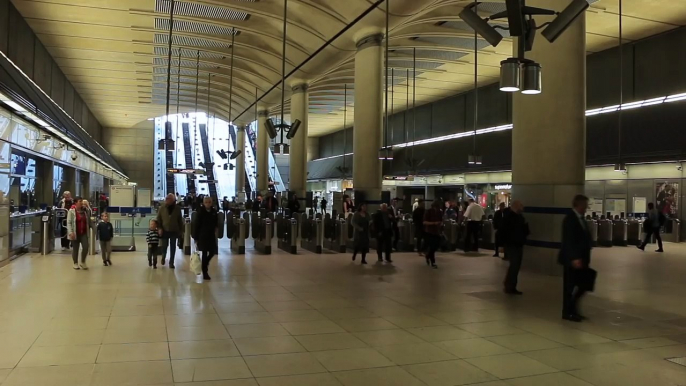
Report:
656,182,679,216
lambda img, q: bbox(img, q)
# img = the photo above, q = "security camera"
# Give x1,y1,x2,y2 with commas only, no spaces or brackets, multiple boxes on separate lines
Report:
71,153,78,161
677,165,683,171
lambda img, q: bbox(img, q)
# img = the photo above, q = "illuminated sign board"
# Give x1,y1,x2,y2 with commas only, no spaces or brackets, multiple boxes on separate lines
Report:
495,184,512,190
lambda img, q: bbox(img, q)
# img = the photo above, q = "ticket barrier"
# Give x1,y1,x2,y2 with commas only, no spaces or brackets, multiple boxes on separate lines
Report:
226,210,239,239
254,218,273,254
662,219,682,243
278,217,298,254
586,219,598,247
301,217,323,254
324,218,347,253
37,211,55,255
345,215,355,251
398,219,415,252
441,220,457,252
231,217,247,254
612,219,628,246
597,219,613,247
480,220,495,250
626,218,642,246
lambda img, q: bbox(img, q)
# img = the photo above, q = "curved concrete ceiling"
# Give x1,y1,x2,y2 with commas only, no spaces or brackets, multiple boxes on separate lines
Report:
11,0,686,136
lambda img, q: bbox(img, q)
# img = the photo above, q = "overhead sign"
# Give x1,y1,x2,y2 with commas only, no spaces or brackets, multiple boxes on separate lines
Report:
199,180,218,184
495,184,512,190
167,168,205,175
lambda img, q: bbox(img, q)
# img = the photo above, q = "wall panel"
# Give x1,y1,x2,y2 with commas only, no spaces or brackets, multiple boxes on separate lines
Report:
633,28,686,99
50,62,65,106
63,82,74,116
8,6,34,78
33,40,52,93
73,94,83,125
0,0,8,54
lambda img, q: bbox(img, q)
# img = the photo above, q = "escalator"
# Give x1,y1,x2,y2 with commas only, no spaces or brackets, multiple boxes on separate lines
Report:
164,122,175,195
198,123,218,202
182,123,195,194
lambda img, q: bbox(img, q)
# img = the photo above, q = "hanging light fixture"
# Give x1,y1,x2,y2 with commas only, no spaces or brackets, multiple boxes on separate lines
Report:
521,61,542,94
468,1,481,167
499,58,521,92
614,0,625,173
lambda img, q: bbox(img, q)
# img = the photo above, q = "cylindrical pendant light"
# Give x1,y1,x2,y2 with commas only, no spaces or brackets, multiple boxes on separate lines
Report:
499,58,521,92
521,62,542,94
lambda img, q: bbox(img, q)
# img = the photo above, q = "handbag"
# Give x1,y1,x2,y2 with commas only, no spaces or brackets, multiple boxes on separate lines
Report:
190,250,202,275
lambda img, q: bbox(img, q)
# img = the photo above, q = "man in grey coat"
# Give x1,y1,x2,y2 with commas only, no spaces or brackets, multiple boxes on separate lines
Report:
156,193,185,269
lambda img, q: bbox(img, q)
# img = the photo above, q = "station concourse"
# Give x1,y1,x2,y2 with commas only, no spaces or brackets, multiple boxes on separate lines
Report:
0,0,685,385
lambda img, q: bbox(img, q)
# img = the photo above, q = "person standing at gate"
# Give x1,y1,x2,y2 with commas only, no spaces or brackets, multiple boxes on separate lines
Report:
501,200,529,294
493,202,507,258
156,193,185,269
194,197,219,280
423,200,443,269
351,203,370,264
59,191,73,250
412,200,426,256
320,197,328,215
638,202,665,253
559,194,593,322
372,204,394,263
463,199,485,252
67,197,92,270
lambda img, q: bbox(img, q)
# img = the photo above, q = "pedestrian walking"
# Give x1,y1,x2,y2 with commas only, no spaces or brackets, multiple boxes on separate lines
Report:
372,204,394,263
67,197,92,270
638,202,665,252
156,193,185,269
97,212,114,266
423,200,443,269
193,197,219,280
501,200,529,294
351,203,370,264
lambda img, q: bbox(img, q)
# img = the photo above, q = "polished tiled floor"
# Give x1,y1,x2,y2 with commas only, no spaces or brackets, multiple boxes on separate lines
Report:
1,239,686,385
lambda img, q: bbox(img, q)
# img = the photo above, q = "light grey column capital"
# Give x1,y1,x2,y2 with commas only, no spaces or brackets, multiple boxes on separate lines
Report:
291,84,308,94
356,33,383,50
257,110,269,118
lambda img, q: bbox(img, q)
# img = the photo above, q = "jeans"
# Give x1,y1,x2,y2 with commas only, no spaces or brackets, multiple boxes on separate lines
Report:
72,233,88,264
161,232,179,266
147,244,158,266
563,266,587,317
464,221,481,252
425,233,440,265
201,250,214,277
504,245,523,290
640,226,663,250
100,240,112,262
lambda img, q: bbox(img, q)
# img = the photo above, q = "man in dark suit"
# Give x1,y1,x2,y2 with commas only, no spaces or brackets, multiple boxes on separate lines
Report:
372,204,394,263
558,194,593,322
492,202,507,258
501,200,529,294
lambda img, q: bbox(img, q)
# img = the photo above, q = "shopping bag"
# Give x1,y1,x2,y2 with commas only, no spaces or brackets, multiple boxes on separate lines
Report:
190,252,202,275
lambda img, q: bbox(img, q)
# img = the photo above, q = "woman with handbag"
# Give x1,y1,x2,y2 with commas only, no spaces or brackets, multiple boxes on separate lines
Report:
193,197,219,280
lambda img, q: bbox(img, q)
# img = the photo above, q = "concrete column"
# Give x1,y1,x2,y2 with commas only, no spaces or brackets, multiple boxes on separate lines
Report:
353,34,384,202
289,83,309,196
306,138,319,162
256,110,270,193
512,0,586,275
235,125,246,199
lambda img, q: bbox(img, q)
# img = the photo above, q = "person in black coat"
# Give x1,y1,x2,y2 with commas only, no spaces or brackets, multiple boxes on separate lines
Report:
558,194,593,322
500,201,529,294
372,204,394,263
412,200,426,255
288,194,301,215
193,197,219,280
492,202,507,258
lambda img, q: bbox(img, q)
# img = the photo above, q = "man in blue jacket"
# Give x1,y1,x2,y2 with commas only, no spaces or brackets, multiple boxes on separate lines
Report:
558,195,593,322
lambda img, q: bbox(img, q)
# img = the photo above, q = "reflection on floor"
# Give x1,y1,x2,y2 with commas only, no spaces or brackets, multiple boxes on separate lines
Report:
0,240,685,385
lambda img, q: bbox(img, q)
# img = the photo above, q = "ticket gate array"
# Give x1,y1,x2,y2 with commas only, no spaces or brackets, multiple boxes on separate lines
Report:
612,219,628,246
277,215,298,254
586,219,599,247
226,211,248,254
627,219,642,246
597,219,614,247
323,216,347,253
480,220,495,250
397,217,415,252
253,218,273,254
301,217,323,254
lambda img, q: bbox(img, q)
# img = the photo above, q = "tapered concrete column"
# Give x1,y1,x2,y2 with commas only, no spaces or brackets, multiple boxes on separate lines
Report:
235,125,246,198
289,83,308,196
256,110,270,193
353,33,384,202
512,0,586,275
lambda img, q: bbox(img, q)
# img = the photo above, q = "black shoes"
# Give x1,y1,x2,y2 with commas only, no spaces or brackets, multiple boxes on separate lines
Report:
148,260,152,267
493,253,499,257
161,257,166,265
504,289,523,295
656,249,664,253
352,254,356,261
385,259,393,263
361,259,367,265
432,264,438,269
563,314,583,322
107,260,112,266
203,274,211,280
169,264,175,269
637,245,645,251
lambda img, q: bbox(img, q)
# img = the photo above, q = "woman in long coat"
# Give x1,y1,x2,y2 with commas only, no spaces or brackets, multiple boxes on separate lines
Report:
193,196,219,280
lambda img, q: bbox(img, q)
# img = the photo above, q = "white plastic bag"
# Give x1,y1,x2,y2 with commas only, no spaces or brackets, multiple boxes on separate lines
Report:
190,251,202,275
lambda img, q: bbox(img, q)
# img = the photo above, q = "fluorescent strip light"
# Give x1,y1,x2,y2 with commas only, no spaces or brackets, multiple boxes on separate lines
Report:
641,97,665,106
3,100,26,112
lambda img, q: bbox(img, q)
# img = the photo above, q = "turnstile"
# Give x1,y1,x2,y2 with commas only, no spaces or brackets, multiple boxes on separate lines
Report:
254,218,273,254
398,218,415,252
323,218,346,253
301,217,323,254
586,219,598,247
626,218,641,246
612,219,628,246
441,220,457,252
231,217,247,254
480,220,495,250
278,217,298,254
597,219,613,247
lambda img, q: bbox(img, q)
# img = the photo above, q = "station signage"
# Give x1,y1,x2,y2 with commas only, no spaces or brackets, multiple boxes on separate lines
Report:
495,184,512,190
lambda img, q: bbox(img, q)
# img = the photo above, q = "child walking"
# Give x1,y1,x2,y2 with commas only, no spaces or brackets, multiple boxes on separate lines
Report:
97,213,114,266
146,219,160,269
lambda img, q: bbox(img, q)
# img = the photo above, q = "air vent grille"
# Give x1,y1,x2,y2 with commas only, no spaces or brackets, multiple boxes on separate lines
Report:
155,18,239,36
154,33,231,49
155,0,250,21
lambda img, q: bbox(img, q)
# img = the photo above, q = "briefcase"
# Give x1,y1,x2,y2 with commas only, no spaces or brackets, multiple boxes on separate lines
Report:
575,268,597,292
